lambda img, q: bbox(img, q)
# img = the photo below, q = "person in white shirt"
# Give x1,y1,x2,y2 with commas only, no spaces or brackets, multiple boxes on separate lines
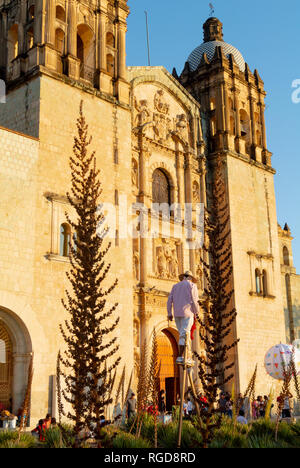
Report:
237,409,248,425
167,271,199,364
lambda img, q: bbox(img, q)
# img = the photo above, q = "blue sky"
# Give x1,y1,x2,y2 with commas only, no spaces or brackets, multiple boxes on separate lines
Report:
127,0,300,270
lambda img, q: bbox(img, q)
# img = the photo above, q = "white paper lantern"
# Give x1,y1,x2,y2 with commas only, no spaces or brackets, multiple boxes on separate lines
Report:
264,344,300,380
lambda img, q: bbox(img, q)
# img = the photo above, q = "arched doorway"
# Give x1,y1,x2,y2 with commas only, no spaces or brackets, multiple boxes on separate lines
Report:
0,323,13,410
157,329,179,411
0,309,32,414
77,24,95,82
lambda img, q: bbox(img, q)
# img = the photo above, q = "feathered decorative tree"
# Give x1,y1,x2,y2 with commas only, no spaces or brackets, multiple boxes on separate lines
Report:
59,102,120,441
194,155,239,447
148,329,160,448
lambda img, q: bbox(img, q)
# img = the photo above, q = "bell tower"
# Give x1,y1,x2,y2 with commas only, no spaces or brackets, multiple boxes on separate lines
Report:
175,18,286,393
0,0,129,101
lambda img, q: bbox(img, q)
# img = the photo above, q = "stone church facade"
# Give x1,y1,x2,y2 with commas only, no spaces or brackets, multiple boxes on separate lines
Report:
0,1,299,423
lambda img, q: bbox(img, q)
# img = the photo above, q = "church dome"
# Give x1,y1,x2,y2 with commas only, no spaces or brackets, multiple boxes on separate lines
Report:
187,40,246,73
187,17,246,73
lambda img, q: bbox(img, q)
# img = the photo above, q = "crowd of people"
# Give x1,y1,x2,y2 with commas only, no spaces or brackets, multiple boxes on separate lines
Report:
125,388,295,425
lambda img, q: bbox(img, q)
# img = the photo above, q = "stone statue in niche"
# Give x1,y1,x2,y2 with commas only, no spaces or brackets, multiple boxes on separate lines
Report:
156,246,167,278
133,252,139,281
155,239,180,279
192,181,200,203
132,159,138,187
133,319,140,347
153,113,172,144
134,98,151,127
195,250,203,289
175,114,188,141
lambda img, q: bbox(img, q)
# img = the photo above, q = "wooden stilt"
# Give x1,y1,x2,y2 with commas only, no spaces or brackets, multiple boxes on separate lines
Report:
177,334,188,448
188,371,201,419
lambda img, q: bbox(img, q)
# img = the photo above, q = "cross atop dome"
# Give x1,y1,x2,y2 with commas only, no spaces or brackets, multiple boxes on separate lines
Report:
203,17,224,42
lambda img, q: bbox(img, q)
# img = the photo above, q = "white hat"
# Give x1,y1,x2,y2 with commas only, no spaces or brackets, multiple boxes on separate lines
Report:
179,270,197,284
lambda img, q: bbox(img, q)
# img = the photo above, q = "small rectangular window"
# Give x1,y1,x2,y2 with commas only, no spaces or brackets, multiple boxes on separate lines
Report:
114,148,119,164
115,190,119,206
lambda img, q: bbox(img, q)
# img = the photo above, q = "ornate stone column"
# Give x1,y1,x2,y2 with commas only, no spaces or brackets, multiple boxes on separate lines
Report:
34,0,46,45
67,0,76,57
47,0,56,45
99,13,106,71
138,131,150,287
232,85,241,151
118,24,126,80
12,353,32,414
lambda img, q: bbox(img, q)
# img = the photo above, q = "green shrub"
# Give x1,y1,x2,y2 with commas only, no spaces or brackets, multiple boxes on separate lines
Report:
157,421,202,449
44,427,66,449
0,431,36,449
113,432,151,448
210,422,248,449
247,434,290,449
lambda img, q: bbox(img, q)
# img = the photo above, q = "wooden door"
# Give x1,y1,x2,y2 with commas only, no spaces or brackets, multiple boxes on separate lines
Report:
0,323,13,410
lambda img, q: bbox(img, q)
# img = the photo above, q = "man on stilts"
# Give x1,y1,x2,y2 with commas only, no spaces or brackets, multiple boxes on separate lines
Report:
167,270,199,365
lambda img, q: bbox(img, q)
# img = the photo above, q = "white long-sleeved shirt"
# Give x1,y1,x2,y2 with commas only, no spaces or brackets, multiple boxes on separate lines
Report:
167,279,199,318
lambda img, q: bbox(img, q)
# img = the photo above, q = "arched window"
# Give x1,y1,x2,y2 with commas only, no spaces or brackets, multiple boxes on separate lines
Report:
56,6,66,22
77,24,95,81
240,109,250,138
60,223,71,257
28,5,35,21
210,116,217,136
152,169,171,205
230,116,235,135
27,27,34,50
210,97,216,111
256,130,262,147
7,25,19,65
255,269,261,294
106,32,115,48
55,29,65,54
106,54,115,76
283,246,290,266
262,270,268,296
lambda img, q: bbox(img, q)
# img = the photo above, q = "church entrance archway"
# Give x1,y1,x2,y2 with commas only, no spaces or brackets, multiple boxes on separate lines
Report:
0,308,32,414
157,329,179,411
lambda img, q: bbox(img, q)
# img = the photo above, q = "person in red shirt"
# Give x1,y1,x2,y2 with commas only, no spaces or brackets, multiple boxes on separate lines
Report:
43,413,51,430
31,419,47,442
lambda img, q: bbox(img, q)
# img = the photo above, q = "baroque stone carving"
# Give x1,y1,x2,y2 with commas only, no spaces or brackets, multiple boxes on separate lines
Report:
154,239,181,280
134,98,151,127
132,158,138,187
192,181,200,203
195,250,203,289
175,114,188,141
133,252,139,281
154,89,170,115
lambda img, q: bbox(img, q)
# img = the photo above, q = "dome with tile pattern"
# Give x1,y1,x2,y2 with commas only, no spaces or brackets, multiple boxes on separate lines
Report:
187,40,246,73
187,17,246,73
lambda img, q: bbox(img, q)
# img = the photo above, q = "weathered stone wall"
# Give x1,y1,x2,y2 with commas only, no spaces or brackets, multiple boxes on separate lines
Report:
227,155,286,395
0,78,40,138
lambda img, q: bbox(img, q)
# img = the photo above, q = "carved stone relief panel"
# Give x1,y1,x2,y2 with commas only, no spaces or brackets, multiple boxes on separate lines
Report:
195,250,203,290
153,238,181,280
132,84,193,148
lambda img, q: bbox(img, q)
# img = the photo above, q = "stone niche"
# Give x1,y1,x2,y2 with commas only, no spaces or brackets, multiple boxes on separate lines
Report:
153,238,182,280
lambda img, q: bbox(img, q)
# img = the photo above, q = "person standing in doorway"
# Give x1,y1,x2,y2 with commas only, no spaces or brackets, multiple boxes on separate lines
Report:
167,271,199,364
